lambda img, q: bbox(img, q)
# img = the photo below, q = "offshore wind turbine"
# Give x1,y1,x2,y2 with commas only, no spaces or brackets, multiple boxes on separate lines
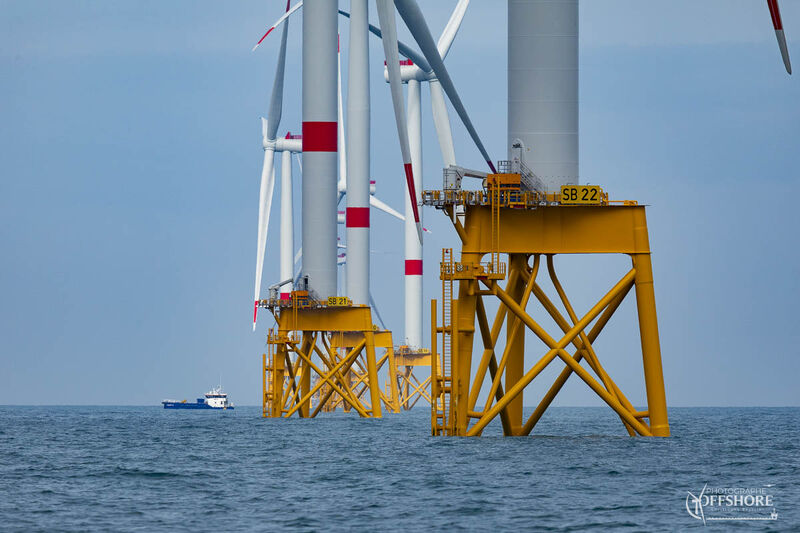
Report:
252,5,407,325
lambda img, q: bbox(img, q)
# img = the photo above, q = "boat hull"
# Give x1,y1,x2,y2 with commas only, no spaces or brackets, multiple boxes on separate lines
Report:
162,401,234,410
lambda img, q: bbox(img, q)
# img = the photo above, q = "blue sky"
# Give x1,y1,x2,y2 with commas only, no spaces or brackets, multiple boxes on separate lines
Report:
1,1,798,407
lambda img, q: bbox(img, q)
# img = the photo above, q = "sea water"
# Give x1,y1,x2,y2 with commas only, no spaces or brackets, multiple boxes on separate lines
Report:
1,406,797,531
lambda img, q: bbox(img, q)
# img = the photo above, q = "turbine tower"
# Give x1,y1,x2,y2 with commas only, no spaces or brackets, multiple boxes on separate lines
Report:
508,0,578,190
346,0,371,306
302,0,339,299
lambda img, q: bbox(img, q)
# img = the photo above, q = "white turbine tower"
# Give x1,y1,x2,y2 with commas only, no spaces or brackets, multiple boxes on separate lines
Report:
300,0,339,301
344,0,371,306
508,0,577,190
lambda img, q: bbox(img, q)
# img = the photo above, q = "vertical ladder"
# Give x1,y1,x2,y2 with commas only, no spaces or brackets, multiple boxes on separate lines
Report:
435,248,455,435
263,330,275,417
490,182,501,274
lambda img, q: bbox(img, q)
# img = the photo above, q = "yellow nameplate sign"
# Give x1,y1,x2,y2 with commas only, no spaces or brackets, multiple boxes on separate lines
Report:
327,296,352,307
560,185,603,205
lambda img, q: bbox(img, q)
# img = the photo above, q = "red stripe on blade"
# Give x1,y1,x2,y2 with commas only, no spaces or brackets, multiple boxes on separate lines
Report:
403,163,421,223
302,121,338,152
768,0,783,30
346,207,370,228
255,26,275,47
253,301,258,323
280,292,291,300
405,259,423,276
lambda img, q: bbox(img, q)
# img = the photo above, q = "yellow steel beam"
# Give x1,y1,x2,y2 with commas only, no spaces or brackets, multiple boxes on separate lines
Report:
551,347,652,436
505,255,536,433
365,331,383,417
271,342,287,417
631,253,670,436
299,333,314,417
444,205,468,243
349,351,389,390
468,267,520,410
262,353,267,418
394,353,432,366
467,269,636,436
545,256,636,436
311,346,365,417
460,205,651,256
530,287,640,435
310,341,371,416
276,306,375,333
282,354,305,412
478,257,539,433
286,339,369,417
282,343,314,413
410,371,432,401
430,299,438,434
521,282,643,435
386,345,400,413
401,375,431,407
330,330,394,349
530,279,638,412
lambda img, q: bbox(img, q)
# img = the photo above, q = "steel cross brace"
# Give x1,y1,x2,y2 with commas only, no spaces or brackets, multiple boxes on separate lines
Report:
466,268,652,436
285,338,369,417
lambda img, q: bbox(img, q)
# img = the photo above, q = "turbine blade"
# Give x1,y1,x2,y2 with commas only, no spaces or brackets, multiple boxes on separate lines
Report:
338,34,347,195
264,3,292,141
429,79,456,166
254,148,277,330
252,1,302,52
369,195,404,221
767,0,792,74
395,0,496,173
436,0,469,60
338,8,430,71
376,0,423,244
